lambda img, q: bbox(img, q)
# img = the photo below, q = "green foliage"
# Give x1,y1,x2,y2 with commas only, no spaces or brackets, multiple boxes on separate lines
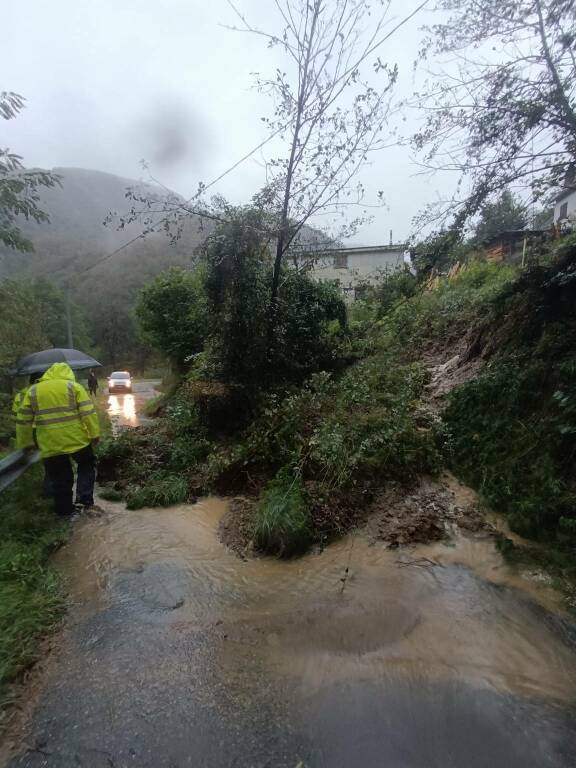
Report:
125,473,190,509
442,242,576,543
208,354,441,494
0,277,92,446
97,486,124,502
0,92,60,253
136,267,208,370
254,472,311,557
411,230,462,276
200,207,348,390
377,261,517,352
0,466,67,696
89,299,142,369
444,360,576,540
371,269,418,318
474,190,527,242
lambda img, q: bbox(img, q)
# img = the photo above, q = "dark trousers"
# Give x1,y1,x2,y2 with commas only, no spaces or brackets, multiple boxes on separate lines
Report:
44,445,96,516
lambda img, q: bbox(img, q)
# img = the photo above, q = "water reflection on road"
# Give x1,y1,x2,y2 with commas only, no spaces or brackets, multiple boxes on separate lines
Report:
107,394,137,427
106,379,160,433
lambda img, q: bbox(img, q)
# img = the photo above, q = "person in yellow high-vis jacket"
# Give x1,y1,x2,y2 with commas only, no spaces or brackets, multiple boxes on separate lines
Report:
16,363,100,516
12,371,54,498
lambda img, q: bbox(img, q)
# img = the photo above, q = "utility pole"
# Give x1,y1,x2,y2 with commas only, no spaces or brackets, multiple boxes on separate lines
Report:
65,286,74,348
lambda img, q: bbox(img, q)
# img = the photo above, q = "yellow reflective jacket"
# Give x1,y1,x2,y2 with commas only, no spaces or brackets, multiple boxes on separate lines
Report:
12,388,27,416
16,363,100,458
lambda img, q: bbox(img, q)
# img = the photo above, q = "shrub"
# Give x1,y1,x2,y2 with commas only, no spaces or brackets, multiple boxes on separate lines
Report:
444,360,576,541
254,472,311,557
125,473,190,509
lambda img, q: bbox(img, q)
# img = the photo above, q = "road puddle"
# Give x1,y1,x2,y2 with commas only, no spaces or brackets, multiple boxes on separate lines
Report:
53,497,576,705
105,379,160,433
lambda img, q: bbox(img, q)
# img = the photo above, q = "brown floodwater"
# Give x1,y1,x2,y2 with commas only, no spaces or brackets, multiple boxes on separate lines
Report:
54,497,576,706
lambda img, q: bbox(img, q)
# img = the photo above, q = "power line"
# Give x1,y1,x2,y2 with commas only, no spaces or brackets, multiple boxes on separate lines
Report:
73,125,287,279
64,1,430,280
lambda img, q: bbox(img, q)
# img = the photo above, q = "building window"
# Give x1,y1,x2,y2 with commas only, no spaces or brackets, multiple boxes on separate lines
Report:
559,201,568,219
333,253,348,269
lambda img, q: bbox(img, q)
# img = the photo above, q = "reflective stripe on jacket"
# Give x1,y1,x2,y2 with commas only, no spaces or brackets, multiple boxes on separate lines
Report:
16,363,100,458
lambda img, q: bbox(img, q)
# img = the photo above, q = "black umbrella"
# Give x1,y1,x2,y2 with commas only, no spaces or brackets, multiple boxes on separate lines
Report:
14,348,102,376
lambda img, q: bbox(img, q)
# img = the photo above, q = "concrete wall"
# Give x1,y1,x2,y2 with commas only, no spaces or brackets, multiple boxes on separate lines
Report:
308,246,405,296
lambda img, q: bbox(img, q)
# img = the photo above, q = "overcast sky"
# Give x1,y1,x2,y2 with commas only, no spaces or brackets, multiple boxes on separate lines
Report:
4,0,454,245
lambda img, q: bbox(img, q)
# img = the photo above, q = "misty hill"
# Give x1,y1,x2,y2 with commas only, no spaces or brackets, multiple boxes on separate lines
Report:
0,167,212,290
0,167,328,299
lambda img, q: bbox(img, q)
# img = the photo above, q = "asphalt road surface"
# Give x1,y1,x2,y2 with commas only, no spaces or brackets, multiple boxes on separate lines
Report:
3,394,576,768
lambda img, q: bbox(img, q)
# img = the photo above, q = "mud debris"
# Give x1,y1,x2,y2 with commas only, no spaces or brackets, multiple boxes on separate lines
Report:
364,477,492,548
219,497,255,559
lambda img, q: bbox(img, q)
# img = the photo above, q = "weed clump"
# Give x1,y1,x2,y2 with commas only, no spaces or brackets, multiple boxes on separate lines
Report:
254,473,311,557
125,473,190,509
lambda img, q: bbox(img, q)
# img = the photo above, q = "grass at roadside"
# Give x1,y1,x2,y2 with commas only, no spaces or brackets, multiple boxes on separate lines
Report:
0,466,68,707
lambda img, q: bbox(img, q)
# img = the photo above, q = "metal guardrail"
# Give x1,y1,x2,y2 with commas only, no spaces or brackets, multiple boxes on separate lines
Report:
0,448,41,493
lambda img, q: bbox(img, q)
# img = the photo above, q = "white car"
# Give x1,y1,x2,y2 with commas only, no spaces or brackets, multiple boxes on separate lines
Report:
108,371,132,394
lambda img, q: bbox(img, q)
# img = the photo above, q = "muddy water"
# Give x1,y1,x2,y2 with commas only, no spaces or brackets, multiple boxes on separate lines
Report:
56,499,576,703
7,497,576,767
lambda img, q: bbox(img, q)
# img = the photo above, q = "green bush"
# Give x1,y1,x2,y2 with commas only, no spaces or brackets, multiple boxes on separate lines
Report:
373,269,418,317
125,472,190,509
376,261,517,353
201,209,348,391
444,360,576,540
206,354,441,494
254,472,311,557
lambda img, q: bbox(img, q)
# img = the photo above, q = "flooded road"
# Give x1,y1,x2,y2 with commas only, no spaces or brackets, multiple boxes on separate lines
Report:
3,392,576,767
4,499,576,767
105,379,160,433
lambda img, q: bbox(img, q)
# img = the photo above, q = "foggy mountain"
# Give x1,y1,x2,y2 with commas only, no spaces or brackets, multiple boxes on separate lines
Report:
0,167,213,291
0,167,329,306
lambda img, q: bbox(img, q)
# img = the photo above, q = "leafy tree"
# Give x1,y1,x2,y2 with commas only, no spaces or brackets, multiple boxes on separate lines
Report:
89,300,141,368
226,0,411,336
200,207,347,390
413,0,576,228
0,92,59,251
117,1,428,347
474,190,528,242
136,267,208,371
411,230,463,277
201,208,271,387
0,281,48,385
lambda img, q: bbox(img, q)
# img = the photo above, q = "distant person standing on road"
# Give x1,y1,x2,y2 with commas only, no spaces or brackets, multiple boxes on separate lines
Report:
16,363,101,516
87,369,98,397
